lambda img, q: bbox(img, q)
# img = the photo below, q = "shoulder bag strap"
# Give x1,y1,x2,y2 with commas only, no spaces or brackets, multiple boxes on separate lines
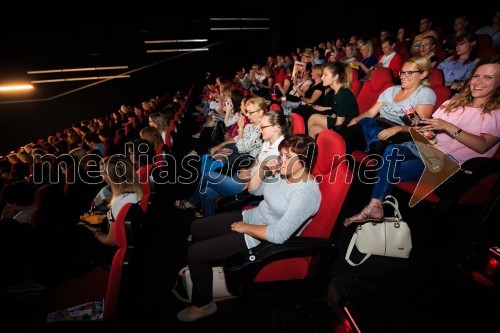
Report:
345,230,372,266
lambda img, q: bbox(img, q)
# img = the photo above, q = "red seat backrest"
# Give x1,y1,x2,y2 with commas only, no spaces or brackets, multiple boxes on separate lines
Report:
429,68,445,88
290,113,305,135
254,130,352,282
356,67,395,114
104,203,145,320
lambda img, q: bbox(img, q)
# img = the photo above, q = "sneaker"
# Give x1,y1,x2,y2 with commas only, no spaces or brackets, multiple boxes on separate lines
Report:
191,133,201,139
194,210,204,218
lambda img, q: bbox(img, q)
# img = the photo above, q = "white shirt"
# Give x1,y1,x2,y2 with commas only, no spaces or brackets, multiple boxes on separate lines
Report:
380,52,396,68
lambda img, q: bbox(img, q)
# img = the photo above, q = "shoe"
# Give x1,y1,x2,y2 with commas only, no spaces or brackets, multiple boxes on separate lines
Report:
7,279,47,294
344,204,384,227
177,302,217,322
175,200,197,210
191,133,201,139
194,210,204,218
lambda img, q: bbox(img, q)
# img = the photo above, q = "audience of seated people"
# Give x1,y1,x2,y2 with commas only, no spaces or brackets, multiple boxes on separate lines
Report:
0,15,498,327
410,17,440,57
307,62,359,139
177,135,321,322
344,55,500,226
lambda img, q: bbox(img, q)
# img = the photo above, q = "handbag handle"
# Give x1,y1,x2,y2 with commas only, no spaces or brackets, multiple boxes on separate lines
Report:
383,195,403,223
345,226,372,266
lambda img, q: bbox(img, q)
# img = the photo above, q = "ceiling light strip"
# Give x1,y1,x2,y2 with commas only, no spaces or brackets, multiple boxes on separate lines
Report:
210,18,242,21
0,85,34,91
27,66,129,75
31,75,130,84
241,27,270,30
144,39,208,44
240,18,269,21
210,18,269,21
211,27,269,31
146,48,209,53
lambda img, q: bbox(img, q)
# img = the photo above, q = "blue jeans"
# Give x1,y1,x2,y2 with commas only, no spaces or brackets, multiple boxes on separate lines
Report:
200,154,227,174
371,143,425,201
189,171,247,216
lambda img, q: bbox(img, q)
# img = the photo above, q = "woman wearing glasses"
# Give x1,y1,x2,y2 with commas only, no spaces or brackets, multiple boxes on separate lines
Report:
344,55,500,226
341,56,436,156
438,32,479,88
175,110,293,217
174,97,266,213
177,135,321,322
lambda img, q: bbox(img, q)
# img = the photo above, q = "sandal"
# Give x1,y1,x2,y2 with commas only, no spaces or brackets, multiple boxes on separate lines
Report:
344,204,384,227
174,200,197,210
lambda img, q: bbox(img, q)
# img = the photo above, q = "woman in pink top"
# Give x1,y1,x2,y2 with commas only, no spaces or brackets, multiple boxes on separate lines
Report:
344,55,500,226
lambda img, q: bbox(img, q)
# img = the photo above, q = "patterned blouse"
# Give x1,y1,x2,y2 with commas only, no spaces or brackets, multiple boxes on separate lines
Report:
234,123,263,157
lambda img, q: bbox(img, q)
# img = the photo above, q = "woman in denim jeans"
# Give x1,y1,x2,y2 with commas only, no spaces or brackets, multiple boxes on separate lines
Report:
344,55,500,226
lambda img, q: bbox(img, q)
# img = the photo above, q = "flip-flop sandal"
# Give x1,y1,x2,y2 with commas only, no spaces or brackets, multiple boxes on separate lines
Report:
174,200,197,210
344,205,384,227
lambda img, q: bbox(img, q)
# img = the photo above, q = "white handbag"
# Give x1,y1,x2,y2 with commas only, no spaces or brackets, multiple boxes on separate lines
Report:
172,266,236,303
345,195,412,266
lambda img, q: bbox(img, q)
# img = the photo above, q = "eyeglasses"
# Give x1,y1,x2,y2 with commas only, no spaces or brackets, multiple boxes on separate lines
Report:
260,124,273,130
399,70,422,77
457,40,470,46
247,109,261,115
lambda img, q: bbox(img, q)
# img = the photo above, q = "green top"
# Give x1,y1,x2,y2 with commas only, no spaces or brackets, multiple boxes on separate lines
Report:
333,86,359,125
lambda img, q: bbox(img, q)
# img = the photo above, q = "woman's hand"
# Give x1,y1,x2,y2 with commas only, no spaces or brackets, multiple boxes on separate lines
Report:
377,126,401,140
261,159,281,176
313,105,329,112
347,118,358,127
210,145,221,155
237,116,245,129
231,221,247,233
84,225,98,234
419,118,454,133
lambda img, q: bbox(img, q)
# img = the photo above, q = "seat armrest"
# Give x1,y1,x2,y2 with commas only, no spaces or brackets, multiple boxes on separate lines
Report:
223,237,337,294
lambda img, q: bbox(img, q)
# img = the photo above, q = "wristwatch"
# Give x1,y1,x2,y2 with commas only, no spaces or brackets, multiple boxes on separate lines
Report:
452,128,462,138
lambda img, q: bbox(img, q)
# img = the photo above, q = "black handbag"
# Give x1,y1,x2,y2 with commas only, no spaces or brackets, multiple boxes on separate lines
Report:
210,120,226,147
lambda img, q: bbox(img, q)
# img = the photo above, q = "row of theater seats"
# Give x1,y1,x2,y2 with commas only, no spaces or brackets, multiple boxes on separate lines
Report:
34,85,196,328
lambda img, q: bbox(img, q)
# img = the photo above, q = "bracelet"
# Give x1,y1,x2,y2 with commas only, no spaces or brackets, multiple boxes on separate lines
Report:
237,128,243,132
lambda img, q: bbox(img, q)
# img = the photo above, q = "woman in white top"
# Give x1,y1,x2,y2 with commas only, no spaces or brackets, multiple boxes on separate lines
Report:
85,156,142,246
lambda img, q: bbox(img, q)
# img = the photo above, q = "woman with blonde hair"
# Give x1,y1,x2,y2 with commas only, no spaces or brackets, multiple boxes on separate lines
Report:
342,56,436,155
345,55,500,226
85,156,142,246
140,126,164,150
148,112,170,143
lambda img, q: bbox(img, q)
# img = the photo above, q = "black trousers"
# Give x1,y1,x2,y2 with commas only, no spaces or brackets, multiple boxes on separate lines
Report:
188,210,248,306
